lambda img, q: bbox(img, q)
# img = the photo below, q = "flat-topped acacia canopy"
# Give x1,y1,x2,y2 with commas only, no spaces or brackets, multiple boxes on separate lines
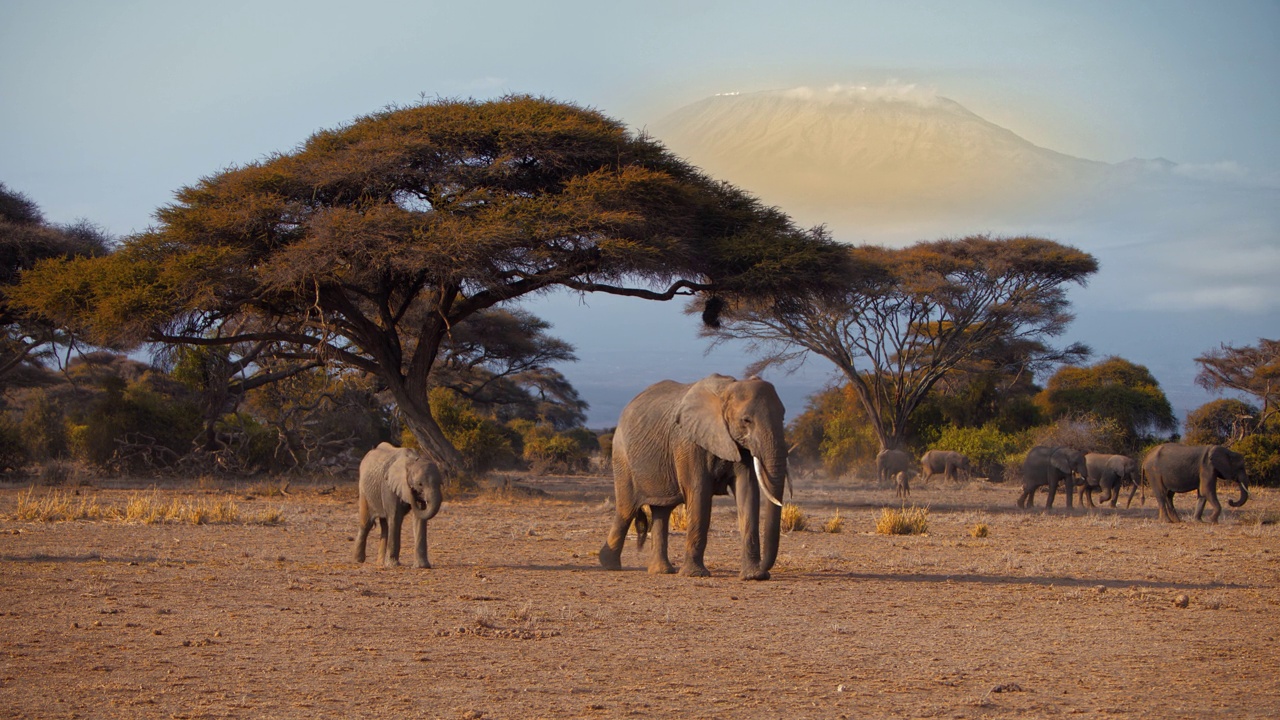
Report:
17,96,848,467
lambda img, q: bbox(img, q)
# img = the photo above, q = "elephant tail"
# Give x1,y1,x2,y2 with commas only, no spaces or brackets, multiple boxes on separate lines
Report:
633,510,651,551
1229,478,1249,508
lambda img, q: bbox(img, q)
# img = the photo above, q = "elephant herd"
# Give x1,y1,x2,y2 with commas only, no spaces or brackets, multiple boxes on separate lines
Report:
1015,444,1249,524
349,374,1252,581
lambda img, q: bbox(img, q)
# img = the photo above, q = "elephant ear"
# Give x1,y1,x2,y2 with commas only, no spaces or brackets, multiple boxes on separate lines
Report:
392,454,415,505
1201,446,1226,483
676,376,741,463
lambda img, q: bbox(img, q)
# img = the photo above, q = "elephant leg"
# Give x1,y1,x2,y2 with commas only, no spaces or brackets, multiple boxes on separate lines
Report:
599,508,632,570
679,478,714,578
1199,484,1222,523
734,466,766,581
376,517,390,564
1159,490,1181,523
354,497,374,563
385,510,404,567
413,517,431,568
1016,487,1032,508
648,505,676,575
1064,476,1075,509
1045,477,1059,509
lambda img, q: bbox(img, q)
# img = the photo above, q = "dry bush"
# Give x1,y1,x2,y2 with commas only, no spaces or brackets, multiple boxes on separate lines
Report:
669,504,689,531
12,489,109,522
822,509,844,534
781,503,807,532
970,523,990,538
12,488,280,526
875,506,929,535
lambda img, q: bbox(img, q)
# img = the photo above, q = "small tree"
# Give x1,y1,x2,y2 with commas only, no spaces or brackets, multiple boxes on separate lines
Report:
1195,338,1280,429
1036,356,1176,448
0,183,109,384
707,235,1096,451
1184,398,1259,445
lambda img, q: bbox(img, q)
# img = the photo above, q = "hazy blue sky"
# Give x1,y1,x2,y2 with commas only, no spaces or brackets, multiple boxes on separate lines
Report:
3,1,1277,424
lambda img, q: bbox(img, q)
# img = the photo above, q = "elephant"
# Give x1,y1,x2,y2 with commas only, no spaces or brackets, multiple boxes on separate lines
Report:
876,448,915,485
599,374,787,580
1016,446,1087,509
1081,453,1141,509
1142,444,1249,523
919,450,972,484
892,471,910,500
354,442,444,568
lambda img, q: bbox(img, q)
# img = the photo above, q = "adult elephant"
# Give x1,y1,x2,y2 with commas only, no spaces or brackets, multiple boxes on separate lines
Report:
1143,444,1249,523
599,374,787,580
875,449,914,485
1017,446,1087,509
1082,453,1141,509
919,450,972,483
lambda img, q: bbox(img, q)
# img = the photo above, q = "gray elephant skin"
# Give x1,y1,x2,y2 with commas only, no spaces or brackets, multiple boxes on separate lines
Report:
1143,444,1249,523
599,374,787,580
919,450,972,483
875,449,914,485
1017,446,1087,509
1082,453,1140,509
355,442,444,568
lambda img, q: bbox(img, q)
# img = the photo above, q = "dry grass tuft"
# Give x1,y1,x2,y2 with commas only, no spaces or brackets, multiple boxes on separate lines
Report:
669,504,689,532
11,489,280,526
875,506,929,535
822,509,844,534
12,489,108,522
970,523,989,538
781,503,807,532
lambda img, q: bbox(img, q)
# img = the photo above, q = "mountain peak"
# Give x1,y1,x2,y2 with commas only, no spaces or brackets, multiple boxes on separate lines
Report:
651,86,1106,233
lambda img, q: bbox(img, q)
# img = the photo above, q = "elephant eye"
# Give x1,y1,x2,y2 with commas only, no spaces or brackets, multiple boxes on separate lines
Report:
742,416,753,425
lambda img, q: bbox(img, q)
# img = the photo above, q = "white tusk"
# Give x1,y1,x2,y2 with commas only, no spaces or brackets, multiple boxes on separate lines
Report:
754,456,784,508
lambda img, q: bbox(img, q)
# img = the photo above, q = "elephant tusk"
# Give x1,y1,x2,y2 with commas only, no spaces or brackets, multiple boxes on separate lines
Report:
754,456,784,508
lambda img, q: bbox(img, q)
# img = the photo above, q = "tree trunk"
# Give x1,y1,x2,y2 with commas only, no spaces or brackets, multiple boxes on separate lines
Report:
394,389,465,470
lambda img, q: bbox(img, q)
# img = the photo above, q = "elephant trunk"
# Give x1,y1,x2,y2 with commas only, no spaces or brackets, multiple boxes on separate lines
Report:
416,481,443,521
755,444,787,574
1228,476,1249,508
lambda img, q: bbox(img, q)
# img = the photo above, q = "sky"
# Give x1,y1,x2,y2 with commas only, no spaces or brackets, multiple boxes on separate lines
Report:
2,1,1278,426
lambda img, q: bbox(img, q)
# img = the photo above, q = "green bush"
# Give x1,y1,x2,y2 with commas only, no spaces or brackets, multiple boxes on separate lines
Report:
929,423,1027,479
0,414,29,472
516,422,590,474
69,375,202,471
19,390,68,461
1234,432,1280,487
426,387,516,473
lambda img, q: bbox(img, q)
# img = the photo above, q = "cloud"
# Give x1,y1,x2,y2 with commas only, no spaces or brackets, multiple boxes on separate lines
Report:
780,81,941,107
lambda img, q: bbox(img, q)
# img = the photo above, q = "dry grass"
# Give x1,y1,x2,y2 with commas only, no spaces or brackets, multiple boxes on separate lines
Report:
669,504,689,532
970,523,989,538
781,503,807,532
875,506,930,535
11,488,282,526
822,509,845,534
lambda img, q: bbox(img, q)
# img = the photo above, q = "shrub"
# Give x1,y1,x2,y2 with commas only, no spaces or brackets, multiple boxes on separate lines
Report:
19,390,68,461
875,506,929,535
669,504,689,531
427,387,517,473
822,509,844,534
929,423,1027,479
970,523,990,538
781,503,807,532
1235,432,1280,487
0,415,28,472
1029,413,1128,455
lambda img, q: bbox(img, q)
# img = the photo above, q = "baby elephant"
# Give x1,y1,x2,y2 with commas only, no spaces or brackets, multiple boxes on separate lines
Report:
355,443,443,568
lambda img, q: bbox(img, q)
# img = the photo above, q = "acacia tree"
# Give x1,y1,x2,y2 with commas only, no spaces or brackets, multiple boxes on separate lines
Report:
16,97,846,467
1036,356,1176,447
1195,339,1280,430
705,235,1097,450
0,183,110,385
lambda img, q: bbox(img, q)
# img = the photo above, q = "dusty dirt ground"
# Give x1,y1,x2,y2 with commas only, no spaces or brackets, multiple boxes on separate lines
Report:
1,472,1277,720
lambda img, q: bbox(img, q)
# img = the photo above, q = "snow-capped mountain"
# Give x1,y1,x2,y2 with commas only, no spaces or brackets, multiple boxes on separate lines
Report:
650,86,1147,237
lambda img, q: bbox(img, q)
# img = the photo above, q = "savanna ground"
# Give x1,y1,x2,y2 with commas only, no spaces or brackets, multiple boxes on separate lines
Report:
1,471,1277,720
